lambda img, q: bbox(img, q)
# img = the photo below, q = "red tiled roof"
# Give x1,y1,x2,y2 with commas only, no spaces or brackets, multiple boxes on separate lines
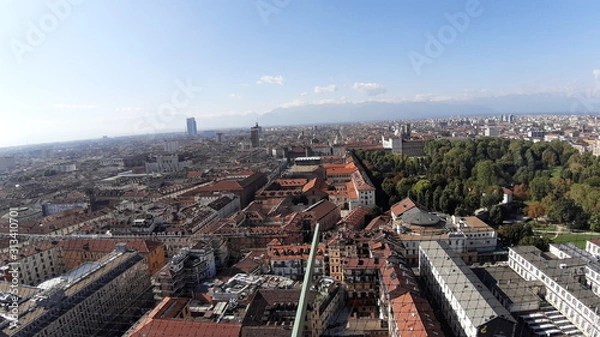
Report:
129,319,241,337
391,292,445,337
390,198,419,217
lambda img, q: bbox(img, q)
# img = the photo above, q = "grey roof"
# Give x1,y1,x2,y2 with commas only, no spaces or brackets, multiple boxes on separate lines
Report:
472,265,541,311
420,241,516,327
401,207,441,226
511,245,600,310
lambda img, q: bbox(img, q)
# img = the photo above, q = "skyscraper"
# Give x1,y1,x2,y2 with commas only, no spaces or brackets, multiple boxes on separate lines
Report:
186,117,197,136
250,122,261,148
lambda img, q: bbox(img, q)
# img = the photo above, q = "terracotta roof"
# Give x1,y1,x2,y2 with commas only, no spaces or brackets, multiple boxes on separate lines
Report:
338,207,371,230
301,178,319,193
391,292,445,337
129,318,241,337
187,171,204,177
304,200,339,221
390,198,419,217
128,297,242,337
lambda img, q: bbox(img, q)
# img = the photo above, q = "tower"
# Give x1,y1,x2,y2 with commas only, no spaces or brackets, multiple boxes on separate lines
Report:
250,122,261,148
186,117,197,136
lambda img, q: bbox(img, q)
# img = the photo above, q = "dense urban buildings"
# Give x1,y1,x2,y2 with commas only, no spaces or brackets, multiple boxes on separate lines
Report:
3,113,600,336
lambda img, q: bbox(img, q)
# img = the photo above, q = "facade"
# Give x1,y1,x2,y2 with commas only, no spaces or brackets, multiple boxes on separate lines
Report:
53,163,77,173
42,200,89,216
266,240,326,281
186,117,197,136
382,137,425,157
419,241,516,337
163,140,179,153
145,155,192,174
382,136,403,154
344,257,382,317
151,244,216,301
509,244,600,337
327,238,359,282
0,245,150,337
484,127,500,137
0,244,66,286
397,215,497,266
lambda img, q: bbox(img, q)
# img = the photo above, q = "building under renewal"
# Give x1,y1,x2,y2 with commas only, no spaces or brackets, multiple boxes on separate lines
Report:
419,241,516,337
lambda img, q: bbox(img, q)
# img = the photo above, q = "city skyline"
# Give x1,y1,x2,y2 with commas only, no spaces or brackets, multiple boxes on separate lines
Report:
1,1,600,147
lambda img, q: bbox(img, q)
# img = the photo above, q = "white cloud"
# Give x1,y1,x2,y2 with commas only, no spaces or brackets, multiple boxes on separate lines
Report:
594,69,600,81
229,93,242,100
314,84,337,94
52,104,96,110
115,106,141,112
278,99,305,108
300,92,309,96
352,82,387,96
412,94,452,102
257,75,285,85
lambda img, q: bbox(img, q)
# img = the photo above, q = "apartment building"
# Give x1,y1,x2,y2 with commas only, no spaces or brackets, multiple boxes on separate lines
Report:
124,297,241,337
419,241,516,337
151,243,216,301
0,243,66,286
1,245,150,337
60,239,166,276
266,239,325,281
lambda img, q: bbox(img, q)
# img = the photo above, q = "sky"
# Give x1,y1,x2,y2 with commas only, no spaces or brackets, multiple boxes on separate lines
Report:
1,0,599,147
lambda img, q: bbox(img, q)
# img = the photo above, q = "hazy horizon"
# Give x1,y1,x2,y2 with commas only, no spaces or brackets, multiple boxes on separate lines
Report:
2,0,599,147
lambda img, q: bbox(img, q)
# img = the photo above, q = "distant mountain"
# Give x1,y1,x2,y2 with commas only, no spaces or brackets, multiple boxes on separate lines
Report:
193,93,597,129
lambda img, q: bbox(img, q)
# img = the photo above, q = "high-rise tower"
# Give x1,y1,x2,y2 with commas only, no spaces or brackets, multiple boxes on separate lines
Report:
186,117,197,136
250,122,261,148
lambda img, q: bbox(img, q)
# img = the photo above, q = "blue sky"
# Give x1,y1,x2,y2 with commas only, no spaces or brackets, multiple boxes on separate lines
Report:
1,0,599,147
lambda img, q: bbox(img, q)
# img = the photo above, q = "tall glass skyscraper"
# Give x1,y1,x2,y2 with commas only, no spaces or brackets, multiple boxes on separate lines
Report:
186,117,197,136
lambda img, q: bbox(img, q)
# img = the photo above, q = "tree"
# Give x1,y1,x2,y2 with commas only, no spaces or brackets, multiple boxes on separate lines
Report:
529,176,552,201
541,148,559,168
513,184,529,201
488,205,504,227
526,202,546,219
548,197,588,229
481,186,503,208
473,160,499,187
519,236,550,252
498,223,533,246
590,214,600,232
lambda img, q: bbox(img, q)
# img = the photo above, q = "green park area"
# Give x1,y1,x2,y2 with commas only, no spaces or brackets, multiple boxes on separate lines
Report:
543,232,600,249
